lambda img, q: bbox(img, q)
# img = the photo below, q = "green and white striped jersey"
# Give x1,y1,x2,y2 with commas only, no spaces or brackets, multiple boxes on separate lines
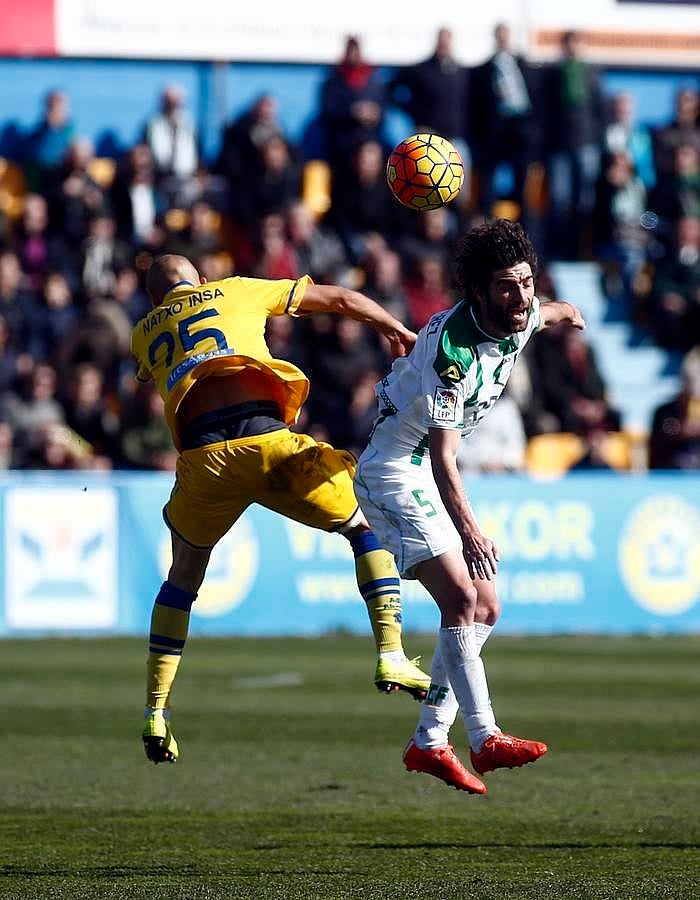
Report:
369,297,542,463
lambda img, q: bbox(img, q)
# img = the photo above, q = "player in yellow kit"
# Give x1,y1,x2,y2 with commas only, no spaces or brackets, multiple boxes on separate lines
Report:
131,254,431,763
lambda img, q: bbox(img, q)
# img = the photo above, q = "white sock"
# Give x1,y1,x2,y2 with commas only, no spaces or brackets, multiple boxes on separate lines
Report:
439,625,498,752
474,622,493,651
413,644,459,749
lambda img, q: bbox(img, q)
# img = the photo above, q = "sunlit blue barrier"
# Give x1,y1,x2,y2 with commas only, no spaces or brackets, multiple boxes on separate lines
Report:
1,471,698,637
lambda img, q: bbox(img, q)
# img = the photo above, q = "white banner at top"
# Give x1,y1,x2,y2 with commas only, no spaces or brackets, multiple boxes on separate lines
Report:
55,0,700,65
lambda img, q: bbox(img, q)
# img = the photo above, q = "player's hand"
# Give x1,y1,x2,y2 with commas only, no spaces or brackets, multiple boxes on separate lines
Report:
386,326,417,358
463,532,499,581
567,303,586,330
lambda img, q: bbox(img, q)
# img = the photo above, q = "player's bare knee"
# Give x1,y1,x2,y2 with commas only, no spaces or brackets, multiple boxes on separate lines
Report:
476,599,500,626
168,536,211,594
475,579,500,625
447,583,477,622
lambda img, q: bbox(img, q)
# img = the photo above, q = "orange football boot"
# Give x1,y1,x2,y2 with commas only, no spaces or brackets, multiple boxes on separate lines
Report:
470,732,548,775
403,739,487,794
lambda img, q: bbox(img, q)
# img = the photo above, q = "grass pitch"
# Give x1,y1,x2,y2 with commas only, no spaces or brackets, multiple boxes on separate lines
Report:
0,634,698,899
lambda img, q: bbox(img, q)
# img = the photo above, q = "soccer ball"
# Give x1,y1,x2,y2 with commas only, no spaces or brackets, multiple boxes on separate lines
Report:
386,133,464,211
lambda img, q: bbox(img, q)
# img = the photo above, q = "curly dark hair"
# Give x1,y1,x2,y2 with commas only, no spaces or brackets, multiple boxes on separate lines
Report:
454,219,538,305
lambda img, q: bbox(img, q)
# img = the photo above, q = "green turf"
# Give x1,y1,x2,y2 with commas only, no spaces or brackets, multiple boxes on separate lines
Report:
1,635,699,899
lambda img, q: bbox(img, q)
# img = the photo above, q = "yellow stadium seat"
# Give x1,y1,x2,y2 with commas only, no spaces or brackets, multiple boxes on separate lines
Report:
0,157,26,220
164,208,190,232
600,430,649,471
599,431,631,470
87,157,117,189
525,433,585,476
490,199,521,222
524,161,548,214
302,159,331,219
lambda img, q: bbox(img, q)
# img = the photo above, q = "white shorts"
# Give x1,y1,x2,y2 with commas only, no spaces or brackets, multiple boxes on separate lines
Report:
354,444,461,579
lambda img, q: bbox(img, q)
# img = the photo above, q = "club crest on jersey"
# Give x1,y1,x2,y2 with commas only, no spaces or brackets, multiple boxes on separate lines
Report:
433,387,459,422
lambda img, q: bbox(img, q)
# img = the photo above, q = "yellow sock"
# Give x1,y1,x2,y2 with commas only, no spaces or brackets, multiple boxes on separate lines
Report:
146,582,196,710
351,532,403,655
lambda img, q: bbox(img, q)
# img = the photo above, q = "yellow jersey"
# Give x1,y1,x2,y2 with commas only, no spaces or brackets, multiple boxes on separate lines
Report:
130,274,312,449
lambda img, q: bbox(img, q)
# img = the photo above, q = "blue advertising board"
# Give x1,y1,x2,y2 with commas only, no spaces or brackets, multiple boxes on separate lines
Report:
0,471,699,637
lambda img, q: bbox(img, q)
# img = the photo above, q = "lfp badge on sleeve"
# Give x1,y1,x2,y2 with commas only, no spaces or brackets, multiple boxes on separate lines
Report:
4,485,118,631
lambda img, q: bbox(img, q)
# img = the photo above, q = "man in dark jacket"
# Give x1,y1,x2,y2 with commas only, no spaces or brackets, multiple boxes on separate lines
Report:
546,31,605,258
390,29,469,143
390,29,471,207
469,23,541,218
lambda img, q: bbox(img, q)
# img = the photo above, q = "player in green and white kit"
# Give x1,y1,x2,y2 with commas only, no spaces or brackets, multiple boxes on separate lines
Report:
355,220,585,793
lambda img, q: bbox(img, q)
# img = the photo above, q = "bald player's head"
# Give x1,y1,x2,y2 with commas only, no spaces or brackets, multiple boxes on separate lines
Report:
146,254,203,306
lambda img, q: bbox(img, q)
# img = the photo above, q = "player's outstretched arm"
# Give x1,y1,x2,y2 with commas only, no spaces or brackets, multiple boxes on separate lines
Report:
540,300,586,330
298,283,417,357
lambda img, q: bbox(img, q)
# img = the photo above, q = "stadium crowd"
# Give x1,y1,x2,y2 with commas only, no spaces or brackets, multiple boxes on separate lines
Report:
0,27,698,473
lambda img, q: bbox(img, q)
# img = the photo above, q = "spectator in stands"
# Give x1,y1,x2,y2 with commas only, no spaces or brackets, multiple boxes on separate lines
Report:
362,247,409,322
469,22,541,217
391,28,468,140
389,28,471,200
0,249,36,352
23,90,75,189
593,151,648,307
652,87,700,182
62,361,120,461
28,272,79,363
506,342,559,438
649,215,700,351
45,138,106,246
329,139,397,261
232,133,301,227
403,254,454,329
57,293,131,389
650,142,700,235
14,193,69,291
265,311,309,376
320,35,388,172
545,31,605,258
250,212,298,280
216,94,289,185
145,84,199,206
532,321,621,437
80,212,132,301
286,200,349,284
396,205,455,276
305,316,385,445
343,368,384,459
457,389,527,473
649,347,700,470
605,92,656,190
3,363,66,462
110,265,150,325
193,250,232,284
169,199,224,260
111,143,165,246
119,382,176,471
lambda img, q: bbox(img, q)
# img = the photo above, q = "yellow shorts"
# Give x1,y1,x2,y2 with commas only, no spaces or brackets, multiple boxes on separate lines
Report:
164,428,360,548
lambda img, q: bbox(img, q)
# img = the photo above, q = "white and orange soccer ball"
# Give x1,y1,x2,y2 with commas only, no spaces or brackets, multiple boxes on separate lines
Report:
386,133,464,211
